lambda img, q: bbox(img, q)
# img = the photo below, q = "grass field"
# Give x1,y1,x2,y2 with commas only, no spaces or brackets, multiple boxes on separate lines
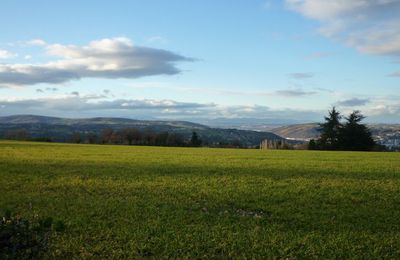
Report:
1,140,400,258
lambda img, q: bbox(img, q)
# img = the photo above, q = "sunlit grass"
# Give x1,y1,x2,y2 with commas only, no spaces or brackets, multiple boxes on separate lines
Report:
1,140,400,258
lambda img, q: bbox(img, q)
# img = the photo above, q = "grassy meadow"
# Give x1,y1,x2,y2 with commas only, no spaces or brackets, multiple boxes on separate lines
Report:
1,140,400,258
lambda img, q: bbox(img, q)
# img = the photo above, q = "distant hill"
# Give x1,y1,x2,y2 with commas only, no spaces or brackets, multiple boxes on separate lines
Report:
270,123,320,140
270,123,400,150
0,115,206,128
0,115,283,146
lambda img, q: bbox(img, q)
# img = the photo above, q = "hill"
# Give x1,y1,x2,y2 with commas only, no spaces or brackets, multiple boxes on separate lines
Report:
270,123,320,140
0,115,282,146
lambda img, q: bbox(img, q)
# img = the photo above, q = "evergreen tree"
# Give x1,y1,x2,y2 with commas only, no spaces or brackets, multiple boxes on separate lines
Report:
339,111,375,151
190,131,202,147
308,139,317,150
318,107,342,150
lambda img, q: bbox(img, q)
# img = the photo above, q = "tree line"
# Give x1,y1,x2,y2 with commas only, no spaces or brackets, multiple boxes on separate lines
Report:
1,127,256,148
309,107,380,151
1,127,204,147
72,128,203,147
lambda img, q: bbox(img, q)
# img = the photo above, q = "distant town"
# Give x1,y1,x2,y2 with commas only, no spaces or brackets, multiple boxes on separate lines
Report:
375,133,400,151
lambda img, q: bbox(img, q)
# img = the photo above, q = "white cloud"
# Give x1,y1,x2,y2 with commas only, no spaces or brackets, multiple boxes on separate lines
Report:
367,103,400,119
0,49,16,59
286,0,400,57
286,0,374,20
0,37,193,86
27,39,47,46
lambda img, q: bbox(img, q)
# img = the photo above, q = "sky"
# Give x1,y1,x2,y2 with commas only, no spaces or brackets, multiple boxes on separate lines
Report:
0,0,399,124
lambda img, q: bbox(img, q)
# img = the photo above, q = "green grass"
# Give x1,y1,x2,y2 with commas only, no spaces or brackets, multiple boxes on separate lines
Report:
1,140,400,258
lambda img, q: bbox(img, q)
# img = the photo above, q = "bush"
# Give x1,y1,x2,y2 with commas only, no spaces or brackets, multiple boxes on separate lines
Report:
0,210,64,259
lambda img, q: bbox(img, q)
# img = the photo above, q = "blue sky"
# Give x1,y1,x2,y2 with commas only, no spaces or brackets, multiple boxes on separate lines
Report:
0,0,399,124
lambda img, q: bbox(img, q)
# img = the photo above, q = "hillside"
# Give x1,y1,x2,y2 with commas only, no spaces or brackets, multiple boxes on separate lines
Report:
270,123,320,140
0,115,282,146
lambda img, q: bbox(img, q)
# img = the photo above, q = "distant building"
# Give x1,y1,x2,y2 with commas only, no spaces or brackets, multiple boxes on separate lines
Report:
260,139,289,150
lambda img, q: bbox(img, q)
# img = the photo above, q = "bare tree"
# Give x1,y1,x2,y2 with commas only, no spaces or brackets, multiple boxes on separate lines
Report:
4,129,31,141
86,132,98,144
71,132,82,143
121,128,142,145
143,131,156,145
101,128,114,144
166,133,184,146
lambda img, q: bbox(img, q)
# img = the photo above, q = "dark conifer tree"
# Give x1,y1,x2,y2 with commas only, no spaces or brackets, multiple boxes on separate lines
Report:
339,110,375,151
190,131,202,147
308,139,317,150
318,107,342,150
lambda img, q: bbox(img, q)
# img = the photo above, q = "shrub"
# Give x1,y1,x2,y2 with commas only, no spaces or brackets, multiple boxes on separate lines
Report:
0,210,64,259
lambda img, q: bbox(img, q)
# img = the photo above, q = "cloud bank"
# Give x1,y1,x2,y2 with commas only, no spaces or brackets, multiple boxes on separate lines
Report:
0,37,193,86
0,94,322,122
0,95,213,116
0,94,398,123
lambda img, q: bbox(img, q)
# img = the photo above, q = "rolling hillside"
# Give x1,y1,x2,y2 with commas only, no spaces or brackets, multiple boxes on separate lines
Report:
0,115,282,146
270,123,320,140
